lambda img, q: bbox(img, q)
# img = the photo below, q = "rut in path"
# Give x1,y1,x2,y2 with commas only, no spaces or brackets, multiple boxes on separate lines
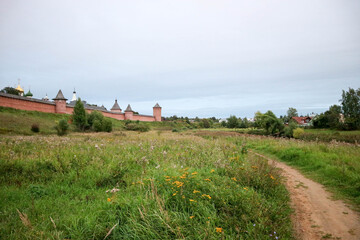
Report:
251,151,360,240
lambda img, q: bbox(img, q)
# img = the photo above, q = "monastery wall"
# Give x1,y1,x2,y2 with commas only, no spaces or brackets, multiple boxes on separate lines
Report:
0,92,161,122
0,93,56,113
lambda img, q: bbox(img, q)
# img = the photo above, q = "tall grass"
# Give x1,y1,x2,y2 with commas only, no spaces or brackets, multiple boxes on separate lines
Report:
0,132,293,239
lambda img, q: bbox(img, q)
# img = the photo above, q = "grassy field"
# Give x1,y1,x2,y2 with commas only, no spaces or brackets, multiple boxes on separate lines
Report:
0,131,292,239
194,131,360,209
0,107,189,135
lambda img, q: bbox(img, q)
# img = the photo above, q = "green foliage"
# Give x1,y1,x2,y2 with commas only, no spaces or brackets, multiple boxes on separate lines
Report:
102,119,112,132
86,111,113,133
55,119,69,136
31,123,40,133
0,132,293,239
0,87,20,95
255,111,284,135
313,105,342,129
199,118,211,128
341,88,360,130
284,121,297,138
124,122,150,132
293,128,304,139
226,115,239,128
72,99,87,131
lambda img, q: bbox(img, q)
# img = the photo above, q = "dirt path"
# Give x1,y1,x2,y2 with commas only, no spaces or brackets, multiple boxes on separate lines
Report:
251,151,360,240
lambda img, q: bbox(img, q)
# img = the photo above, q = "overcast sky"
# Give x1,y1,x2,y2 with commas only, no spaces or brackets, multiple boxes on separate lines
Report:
0,0,359,118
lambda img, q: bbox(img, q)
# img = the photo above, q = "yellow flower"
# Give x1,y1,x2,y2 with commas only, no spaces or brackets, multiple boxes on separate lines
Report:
189,199,196,202
182,195,185,199
243,187,248,190
173,193,177,196
107,198,111,202
202,194,211,199
191,172,198,175
189,216,195,219
231,177,237,181
204,178,211,182
165,179,171,181
270,174,275,180
193,190,200,194
215,227,222,233
210,169,215,173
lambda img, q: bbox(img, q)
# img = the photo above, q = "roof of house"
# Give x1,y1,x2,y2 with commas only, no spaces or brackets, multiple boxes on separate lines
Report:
125,104,133,112
153,103,161,108
53,90,67,100
292,116,312,124
111,99,121,110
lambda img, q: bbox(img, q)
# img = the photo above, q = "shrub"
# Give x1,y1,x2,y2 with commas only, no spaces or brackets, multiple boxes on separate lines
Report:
55,119,69,136
93,119,102,132
102,119,112,132
284,122,297,138
125,122,150,132
72,99,87,131
31,124,40,133
293,128,304,139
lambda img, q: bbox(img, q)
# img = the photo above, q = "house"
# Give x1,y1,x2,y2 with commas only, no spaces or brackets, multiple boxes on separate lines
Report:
292,116,312,126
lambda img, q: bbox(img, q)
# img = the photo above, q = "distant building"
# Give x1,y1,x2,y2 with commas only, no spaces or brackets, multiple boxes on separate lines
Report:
292,116,312,126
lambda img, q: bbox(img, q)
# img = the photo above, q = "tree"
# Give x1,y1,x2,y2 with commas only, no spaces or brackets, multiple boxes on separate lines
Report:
200,119,211,128
1,87,20,95
255,111,284,135
283,107,298,123
341,88,360,130
313,105,343,129
72,98,87,131
226,115,239,128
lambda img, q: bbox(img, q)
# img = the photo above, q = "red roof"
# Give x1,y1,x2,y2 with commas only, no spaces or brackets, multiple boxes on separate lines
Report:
292,116,312,125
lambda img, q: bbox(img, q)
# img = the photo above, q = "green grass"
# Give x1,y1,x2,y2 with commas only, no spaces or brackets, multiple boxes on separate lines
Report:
0,132,293,239
197,132,360,209
0,107,189,135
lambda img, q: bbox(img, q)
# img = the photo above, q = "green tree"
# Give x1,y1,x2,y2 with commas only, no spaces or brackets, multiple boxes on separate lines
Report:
313,105,342,129
72,98,87,131
226,115,239,128
341,88,360,130
55,119,69,136
1,87,20,95
200,119,211,128
255,111,284,135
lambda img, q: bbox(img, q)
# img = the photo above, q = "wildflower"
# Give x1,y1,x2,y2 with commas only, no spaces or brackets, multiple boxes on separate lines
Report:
215,227,222,233
208,217,211,219
173,193,177,196
191,172,198,175
107,198,111,202
182,195,185,199
210,169,215,173
244,187,248,190
204,178,211,182
231,177,237,181
189,216,195,219
270,174,275,180
189,199,196,202
165,179,171,181
202,194,211,199
180,175,186,179
193,190,200,194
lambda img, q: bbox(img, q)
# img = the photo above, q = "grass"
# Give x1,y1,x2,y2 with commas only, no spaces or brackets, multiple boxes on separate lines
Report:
0,131,293,239
194,131,360,209
0,107,189,135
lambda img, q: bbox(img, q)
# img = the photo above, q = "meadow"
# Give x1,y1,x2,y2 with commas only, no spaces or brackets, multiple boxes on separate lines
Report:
0,131,292,239
195,131,360,208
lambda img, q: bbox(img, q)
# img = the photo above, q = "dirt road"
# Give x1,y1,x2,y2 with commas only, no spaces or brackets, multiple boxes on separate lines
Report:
251,151,360,240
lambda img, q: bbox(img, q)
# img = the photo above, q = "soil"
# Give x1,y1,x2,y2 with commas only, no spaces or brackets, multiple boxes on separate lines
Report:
251,151,360,240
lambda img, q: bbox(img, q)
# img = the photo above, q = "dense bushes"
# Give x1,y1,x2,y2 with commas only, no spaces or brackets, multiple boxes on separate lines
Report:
124,121,150,132
55,119,69,136
31,124,40,133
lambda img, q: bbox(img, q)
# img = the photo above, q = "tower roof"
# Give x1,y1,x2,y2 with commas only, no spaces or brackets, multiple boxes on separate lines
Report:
53,90,67,100
25,90,33,97
111,99,121,111
15,84,24,93
153,103,161,108
125,104,133,112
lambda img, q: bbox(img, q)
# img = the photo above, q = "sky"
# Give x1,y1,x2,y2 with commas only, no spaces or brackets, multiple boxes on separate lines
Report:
0,0,359,118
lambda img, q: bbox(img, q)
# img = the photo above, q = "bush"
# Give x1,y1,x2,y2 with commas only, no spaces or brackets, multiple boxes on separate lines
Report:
293,128,304,139
284,122,297,138
55,119,69,136
31,124,40,133
72,99,87,131
102,119,112,132
93,119,102,132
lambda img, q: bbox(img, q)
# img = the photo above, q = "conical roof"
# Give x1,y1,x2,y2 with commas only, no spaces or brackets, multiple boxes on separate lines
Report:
125,104,133,112
16,84,24,93
53,89,67,100
25,90,33,97
111,99,121,110
153,103,161,108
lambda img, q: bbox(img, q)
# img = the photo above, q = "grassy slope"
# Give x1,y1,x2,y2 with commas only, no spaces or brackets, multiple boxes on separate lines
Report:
198,132,360,209
0,107,188,135
0,132,293,239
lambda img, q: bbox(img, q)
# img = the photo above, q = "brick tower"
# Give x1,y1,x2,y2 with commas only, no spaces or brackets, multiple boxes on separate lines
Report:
153,103,162,122
53,90,67,114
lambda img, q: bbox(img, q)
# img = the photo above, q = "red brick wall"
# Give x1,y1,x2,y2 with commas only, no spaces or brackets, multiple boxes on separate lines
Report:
0,95,56,113
133,115,155,122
